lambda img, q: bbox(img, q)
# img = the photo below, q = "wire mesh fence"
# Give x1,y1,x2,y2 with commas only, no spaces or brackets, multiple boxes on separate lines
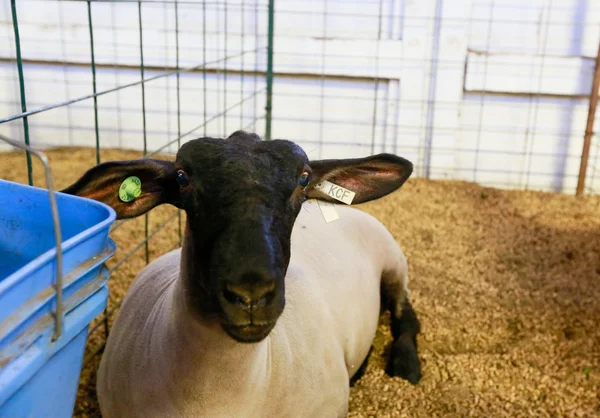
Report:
0,0,272,374
265,0,600,194
1,0,600,407
2,1,600,193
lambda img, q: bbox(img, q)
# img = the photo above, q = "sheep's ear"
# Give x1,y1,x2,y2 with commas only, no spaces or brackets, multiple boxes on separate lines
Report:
306,153,413,204
61,159,180,219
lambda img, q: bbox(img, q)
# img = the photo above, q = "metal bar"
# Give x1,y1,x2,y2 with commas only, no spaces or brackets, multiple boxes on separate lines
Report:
576,40,600,196
269,91,589,104
8,90,592,110
87,0,108,345
163,2,172,148
317,1,328,157
0,134,63,341
203,0,208,136
0,48,264,125
4,51,588,73
265,136,591,159
390,79,401,154
0,26,273,40
422,0,444,178
19,111,593,140
369,0,384,154
138,3,147,155
175,0,181,147
87,1,101,165
265,0,275,140
10,0,33,186
523,0,553,190
111,3,124,148
471,0,495,182
7,4,590,26
57,6,74,146
215,3,223,135
223,0,228,136
253,0,259,132
240,0,245,129
138,1,150,265
6,22,587,42
175,0,182,245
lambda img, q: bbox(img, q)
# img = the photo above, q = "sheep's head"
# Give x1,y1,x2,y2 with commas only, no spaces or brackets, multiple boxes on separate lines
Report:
62,131,413,343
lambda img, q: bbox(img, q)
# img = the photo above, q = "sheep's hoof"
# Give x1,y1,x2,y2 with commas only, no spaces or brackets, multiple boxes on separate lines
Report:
385,336,422,385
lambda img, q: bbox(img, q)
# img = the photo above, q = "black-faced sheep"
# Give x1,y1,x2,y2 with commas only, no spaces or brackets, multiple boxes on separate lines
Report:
63,131,422,418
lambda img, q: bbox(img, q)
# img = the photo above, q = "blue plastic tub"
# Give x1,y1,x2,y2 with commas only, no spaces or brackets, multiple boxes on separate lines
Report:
0,179,116,418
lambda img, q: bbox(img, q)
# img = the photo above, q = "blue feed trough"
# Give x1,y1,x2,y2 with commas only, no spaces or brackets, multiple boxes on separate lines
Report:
0,179,116,418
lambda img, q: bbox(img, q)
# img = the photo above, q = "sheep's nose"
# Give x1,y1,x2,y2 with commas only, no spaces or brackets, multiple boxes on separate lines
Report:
222,277,276,311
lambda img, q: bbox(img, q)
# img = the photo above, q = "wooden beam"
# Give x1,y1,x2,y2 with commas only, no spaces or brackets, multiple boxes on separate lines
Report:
576,41,600,196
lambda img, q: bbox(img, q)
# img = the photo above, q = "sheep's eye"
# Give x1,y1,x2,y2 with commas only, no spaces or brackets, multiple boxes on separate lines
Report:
298,172,310,188
176,170,189,186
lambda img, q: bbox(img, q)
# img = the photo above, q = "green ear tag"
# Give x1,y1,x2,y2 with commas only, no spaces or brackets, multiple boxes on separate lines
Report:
119,176,142,203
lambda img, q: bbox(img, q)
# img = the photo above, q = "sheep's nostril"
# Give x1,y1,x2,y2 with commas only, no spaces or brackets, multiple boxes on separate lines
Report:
222,281,276,310
222,286,251,308
257,290,276,308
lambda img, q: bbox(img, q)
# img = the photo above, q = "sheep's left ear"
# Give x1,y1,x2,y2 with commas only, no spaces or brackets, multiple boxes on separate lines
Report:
61,159,180,219
306,153,413,204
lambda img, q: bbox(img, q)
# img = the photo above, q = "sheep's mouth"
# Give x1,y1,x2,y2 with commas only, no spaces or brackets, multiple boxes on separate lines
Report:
221,322,275,343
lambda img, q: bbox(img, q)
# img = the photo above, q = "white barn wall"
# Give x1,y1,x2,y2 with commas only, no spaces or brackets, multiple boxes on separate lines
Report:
0,0,599,194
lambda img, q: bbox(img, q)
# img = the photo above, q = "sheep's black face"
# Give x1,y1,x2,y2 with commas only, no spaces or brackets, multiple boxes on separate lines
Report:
62,130,414,344
175,131,310,342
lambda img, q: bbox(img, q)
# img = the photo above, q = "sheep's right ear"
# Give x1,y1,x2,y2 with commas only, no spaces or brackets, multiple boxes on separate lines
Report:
306,153,413,204
61,159,180,219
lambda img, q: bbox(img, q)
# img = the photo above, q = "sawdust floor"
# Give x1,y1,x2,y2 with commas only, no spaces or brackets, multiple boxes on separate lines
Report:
2,147,600,418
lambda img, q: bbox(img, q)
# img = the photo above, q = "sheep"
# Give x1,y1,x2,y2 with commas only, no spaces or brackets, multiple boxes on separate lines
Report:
62,130,422,418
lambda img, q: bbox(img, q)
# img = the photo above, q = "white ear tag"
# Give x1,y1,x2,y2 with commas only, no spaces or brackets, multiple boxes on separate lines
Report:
317,201,340,223
314,180,356,205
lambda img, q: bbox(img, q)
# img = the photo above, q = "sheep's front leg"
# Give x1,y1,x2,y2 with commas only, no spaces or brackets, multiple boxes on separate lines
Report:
386,299,421,384
381,271,422,384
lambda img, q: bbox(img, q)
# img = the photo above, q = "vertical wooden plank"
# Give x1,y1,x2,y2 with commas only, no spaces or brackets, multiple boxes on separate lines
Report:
576,41,600,196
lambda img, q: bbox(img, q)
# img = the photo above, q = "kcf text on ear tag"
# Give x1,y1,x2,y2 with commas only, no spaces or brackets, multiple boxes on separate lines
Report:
119,176,142,203
314,180,355,205
318,201,340,223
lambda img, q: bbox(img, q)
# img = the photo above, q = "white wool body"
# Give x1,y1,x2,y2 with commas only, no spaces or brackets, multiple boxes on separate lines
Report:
97,201,409,418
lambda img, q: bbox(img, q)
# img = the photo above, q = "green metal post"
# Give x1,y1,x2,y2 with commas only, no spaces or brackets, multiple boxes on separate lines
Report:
88,1,101,164
223,2,228,136
240,0,245,129
87,0,106,338
175,0,182,244
202,1,207,136
253,0,259,132
138,1,150,265
11,0,33,185
265,0,275,140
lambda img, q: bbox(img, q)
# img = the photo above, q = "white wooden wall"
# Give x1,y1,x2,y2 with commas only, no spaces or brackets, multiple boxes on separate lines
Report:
1,0,599,194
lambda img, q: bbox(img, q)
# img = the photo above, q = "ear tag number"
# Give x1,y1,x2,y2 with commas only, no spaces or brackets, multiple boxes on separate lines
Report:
119,176,142,203
314,180,355,205
318,201,340,223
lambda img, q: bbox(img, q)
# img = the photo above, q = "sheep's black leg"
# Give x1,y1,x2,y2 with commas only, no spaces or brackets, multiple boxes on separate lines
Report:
385,299,422,384
349,346,372,387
